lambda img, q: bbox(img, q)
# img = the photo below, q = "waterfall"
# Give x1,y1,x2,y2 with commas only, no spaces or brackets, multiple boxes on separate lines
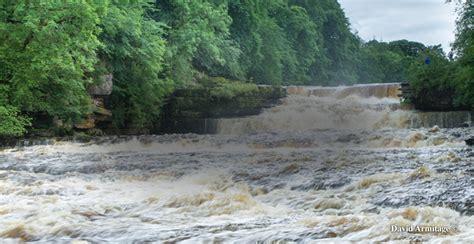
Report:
216,83,471,134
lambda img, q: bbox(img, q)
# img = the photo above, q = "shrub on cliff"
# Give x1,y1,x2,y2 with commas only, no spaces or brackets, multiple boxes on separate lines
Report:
197,76,259,99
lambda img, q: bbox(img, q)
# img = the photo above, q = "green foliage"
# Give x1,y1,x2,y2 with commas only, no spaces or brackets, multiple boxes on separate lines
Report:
0,1,173,135
0,77,30,137
154,0,368,86
407,1,474,110
198,76,259,99
408,48,459,108
277,5,319,84
1,1,101,120
387,40,426,57
357,40,421,84
452,1,474,108
99,2,171,130
153,0,242,84
0,105,31,137
319,0,360,85
0,1,102,136
2,0,472,137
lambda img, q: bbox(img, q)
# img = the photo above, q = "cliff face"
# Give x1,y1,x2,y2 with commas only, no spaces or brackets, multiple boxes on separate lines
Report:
88,74,113,96
74,75,114,130
158,86,287,134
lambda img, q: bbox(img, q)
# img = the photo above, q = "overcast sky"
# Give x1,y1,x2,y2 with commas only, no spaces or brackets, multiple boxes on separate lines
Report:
338,0,457,52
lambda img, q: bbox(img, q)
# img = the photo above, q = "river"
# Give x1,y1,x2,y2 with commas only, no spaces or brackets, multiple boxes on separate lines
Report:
0,84,473,243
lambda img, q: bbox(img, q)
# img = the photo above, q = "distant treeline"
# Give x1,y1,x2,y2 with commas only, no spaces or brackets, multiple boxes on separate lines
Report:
0,0,472,137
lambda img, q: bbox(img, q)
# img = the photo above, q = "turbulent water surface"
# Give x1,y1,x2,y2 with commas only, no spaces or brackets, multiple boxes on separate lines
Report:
1,84,473,243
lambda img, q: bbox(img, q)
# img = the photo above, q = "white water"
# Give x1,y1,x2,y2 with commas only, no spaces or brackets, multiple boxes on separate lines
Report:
217,83,471,134
0,83,473,243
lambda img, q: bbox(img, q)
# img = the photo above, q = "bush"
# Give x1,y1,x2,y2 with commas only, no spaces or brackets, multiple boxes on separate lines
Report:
196,75,258,99
0,105,31,137
408,45,472,110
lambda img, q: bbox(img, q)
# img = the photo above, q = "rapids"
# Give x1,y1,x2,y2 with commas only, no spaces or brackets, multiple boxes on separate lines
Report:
0,83,473,243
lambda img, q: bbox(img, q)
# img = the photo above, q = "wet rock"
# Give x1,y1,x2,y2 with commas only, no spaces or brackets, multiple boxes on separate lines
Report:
465,137,474,146
73,132,94,142
88,74,113,95
74,115,95,129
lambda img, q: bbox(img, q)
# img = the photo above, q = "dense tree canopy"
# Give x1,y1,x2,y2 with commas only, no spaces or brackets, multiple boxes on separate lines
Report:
1,1,102,136
0,0,472,137
452,0,474,107
99,2,169,130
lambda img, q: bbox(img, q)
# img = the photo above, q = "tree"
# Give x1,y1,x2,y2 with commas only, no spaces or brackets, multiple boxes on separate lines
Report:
227,0,290,84
99,2,171,130
153,0,242,84
273,3,319,84
407,47,458,109
357,40,419,84
0,1,102,134
452,0,474,107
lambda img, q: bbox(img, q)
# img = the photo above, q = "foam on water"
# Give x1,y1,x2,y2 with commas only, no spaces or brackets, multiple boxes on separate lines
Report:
216,84,471,134
0,83,473,242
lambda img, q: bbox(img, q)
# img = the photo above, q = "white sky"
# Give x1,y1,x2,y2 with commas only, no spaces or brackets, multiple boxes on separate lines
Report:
338,0,457,52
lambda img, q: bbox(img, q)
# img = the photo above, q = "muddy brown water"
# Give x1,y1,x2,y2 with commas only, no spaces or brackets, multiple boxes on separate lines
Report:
1,84,473,243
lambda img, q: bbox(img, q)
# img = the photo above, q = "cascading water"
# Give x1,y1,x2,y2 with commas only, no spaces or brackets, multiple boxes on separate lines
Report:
0,83,473,243
216,83,472,134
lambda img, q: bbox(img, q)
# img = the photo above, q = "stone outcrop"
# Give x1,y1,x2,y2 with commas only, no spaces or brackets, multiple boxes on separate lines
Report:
159,86,286,134
74,98,112,130
74,75,114,130
88,74,113,96
466,137,474,146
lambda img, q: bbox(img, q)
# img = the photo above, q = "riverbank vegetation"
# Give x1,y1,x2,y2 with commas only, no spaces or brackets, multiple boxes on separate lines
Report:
407,0,473,110
0,0,472,137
